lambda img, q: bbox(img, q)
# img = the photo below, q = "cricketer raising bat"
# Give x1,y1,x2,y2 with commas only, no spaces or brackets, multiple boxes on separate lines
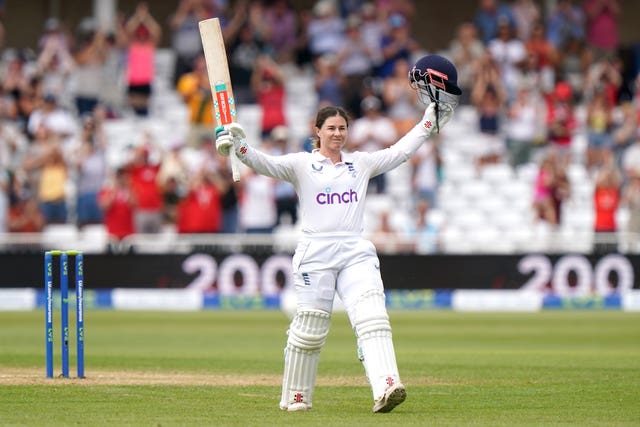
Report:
199,17,241,182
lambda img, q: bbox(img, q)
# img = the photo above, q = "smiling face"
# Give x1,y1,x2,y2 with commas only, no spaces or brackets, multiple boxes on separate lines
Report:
316,114,348,158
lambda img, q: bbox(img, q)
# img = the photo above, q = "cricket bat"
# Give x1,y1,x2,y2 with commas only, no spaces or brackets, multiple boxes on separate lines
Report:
199,18,241,182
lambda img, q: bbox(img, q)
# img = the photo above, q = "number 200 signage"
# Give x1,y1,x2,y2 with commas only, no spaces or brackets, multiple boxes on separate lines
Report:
179,253,635,296
519,253,634,297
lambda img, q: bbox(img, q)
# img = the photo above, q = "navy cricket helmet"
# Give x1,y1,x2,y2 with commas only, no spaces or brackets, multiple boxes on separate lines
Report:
409,54,461,108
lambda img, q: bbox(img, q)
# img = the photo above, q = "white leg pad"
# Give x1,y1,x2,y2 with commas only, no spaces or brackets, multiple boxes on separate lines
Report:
280,309,331,410
353,289,401,401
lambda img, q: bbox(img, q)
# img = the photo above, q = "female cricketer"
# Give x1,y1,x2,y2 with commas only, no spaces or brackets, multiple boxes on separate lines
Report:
215,54,461,413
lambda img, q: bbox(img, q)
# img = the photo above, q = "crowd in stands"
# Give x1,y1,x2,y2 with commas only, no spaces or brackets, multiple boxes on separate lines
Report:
0,0,639,254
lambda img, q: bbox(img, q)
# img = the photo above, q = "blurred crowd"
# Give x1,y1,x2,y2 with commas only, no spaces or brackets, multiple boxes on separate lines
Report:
0,0,639,252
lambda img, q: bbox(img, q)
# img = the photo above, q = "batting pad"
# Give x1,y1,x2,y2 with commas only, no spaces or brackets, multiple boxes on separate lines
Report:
353,289,401,400
280,309,331,410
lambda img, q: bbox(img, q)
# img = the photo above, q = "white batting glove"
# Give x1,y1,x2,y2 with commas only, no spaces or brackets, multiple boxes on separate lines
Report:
419,102,454,137
215,123,246,157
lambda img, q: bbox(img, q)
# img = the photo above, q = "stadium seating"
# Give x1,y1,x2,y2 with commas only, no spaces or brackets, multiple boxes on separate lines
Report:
92,51,604,255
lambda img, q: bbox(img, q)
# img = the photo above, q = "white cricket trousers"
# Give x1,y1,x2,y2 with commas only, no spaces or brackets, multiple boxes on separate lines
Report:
291,234,384,316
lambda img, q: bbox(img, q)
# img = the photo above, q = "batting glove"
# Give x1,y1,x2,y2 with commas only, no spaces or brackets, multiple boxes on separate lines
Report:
215,123,246,157
420,102,454,137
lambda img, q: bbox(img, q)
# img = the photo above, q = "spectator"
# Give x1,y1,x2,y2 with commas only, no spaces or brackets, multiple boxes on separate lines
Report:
546,81,578,164
270,126,298,227
583,55,622,108
2,51,31,111
511,0,541,41
212,151,240,234
583,0,620,60
127,141,163,234
35,142,68,224
238,169,277,234
124,2,161,117
98,167,136,241
402,197,439,254
169,0,214,85
611,101,638,168
71,18,108,117
20,123,52,197
546,0,585,50
556,36,593,103
471,52,508,166
448,22,485,106
13,76,40,135
473,0,516,45
186,134,239,233
226,21,265,105
487,18,526,103
593,151,622,253
523,21,557,95
159,176,181,226
533,149,570,227
358,2,385,67
8,195,45,232
410,138,441,208
292,6,313,69
71,111,108,228
101,15,129,117
176,170,222,233
505,84,547,167
368,207,402,253
622,136,640,182
585,88,614,171
176,54,215,146
251,55,287,139
348,96,398,193
26,93,76,145
0,117,28,177
376,13,419,79
306,0,345,60
38,17,72,55
314,53,343,108
263,0,298,64
336,14,377,116
157,140,189,225
157,140,189,196
35,23,74,108
382,58,420,135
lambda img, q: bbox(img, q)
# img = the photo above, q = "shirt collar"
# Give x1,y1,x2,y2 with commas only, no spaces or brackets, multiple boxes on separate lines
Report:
311,149,353,164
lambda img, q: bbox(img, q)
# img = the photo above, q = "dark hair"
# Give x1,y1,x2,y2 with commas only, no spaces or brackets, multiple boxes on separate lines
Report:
312,106,350,149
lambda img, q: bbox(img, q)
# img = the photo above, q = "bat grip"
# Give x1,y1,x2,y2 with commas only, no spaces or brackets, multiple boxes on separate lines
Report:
230,150,241,182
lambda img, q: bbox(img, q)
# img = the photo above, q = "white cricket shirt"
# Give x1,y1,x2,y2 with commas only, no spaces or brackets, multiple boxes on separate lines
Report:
235,124,428,235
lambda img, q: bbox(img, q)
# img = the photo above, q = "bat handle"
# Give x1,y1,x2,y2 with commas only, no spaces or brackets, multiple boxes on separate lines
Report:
230,150,241,182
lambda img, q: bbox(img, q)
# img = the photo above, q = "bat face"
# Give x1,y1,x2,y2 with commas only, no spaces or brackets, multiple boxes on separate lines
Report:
213,80,235,125
199,18,236,127
199,17,242,182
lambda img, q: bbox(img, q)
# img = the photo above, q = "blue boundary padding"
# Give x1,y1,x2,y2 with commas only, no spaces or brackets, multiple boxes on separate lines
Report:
386,289,453,310
202,294,280,310
542,294,622,310
29,289,627,310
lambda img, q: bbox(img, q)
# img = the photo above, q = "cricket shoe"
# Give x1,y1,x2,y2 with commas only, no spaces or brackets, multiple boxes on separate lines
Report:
372,383,406,413
280,402,311,412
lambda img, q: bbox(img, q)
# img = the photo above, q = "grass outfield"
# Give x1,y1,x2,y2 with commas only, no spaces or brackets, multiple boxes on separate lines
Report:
0,310,639,426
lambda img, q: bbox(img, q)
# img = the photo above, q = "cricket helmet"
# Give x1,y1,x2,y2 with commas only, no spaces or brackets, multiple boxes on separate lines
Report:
409,54,461,108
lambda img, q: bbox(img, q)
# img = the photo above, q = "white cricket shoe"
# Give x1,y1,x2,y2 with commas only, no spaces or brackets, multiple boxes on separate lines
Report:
284,402,311,412
372,383,406,413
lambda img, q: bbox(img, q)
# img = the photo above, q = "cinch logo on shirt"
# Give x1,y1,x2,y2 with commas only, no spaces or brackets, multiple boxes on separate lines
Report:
316,188,358,205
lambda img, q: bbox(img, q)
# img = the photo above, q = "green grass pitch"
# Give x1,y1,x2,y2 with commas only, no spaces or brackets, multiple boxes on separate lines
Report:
0,310,639,426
